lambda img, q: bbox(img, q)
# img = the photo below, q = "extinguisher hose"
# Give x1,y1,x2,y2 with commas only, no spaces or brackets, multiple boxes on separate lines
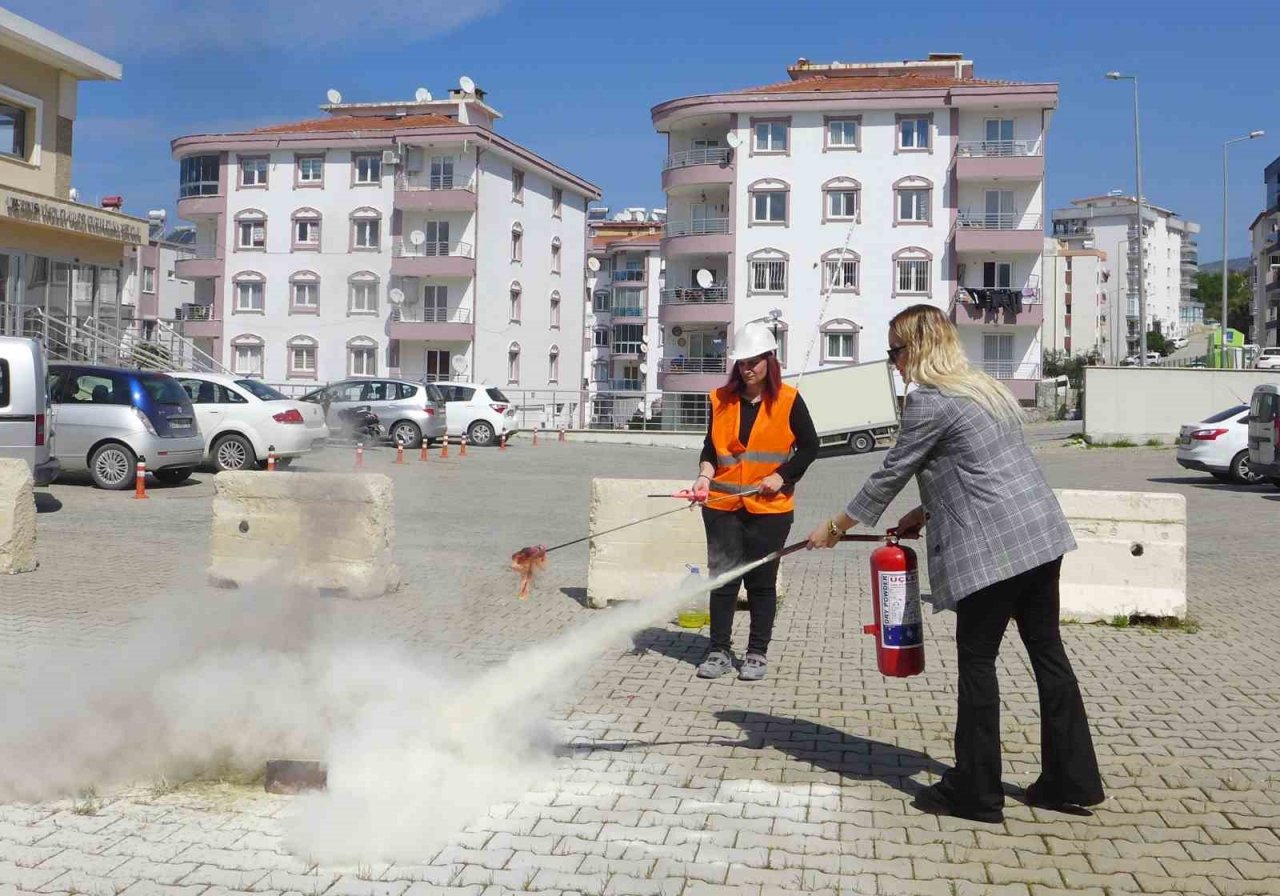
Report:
773,530,906,562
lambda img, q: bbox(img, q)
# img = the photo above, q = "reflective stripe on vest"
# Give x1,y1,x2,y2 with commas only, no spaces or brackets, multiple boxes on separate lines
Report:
707,383,798,514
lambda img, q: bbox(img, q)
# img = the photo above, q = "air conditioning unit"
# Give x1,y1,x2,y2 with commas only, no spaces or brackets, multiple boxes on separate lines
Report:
381,149,399,166
671,326,683,337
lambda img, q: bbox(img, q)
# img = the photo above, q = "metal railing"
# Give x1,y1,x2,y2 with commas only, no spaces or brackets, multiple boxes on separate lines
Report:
664,218,731,237
660,286,729,304
610,305,645,319
955,139,1042,157
394,172,476,192
603,378,644,391
178,303,215,321
955,286,1043,305
1052,225,1093,239
980,361,1042,380
390,306,473,324
659,356,727,374
175,242,219,260
611,270,646,282
662,147,732,170
956,211,1042,231
391,238,475,258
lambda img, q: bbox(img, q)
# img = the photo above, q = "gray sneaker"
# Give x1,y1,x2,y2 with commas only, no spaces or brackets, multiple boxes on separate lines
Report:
738,653,768,681
697,649,735,679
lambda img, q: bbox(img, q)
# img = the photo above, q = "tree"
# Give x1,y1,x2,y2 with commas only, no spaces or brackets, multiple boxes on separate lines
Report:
1196,270,1253,336
1145,331,1168,356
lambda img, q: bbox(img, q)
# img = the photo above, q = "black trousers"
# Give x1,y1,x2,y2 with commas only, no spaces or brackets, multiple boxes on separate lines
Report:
701,507,793,656
939,557,1105,811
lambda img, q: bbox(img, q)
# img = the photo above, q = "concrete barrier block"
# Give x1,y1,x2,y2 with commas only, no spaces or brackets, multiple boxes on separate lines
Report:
0,458,36,575
209,471,400,598
1055,489,1186,621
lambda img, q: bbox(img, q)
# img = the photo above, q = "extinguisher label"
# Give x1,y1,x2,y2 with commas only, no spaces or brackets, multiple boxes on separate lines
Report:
878,569,922,649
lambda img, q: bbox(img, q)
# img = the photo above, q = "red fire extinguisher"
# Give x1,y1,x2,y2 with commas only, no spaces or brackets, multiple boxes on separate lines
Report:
863,532,925,677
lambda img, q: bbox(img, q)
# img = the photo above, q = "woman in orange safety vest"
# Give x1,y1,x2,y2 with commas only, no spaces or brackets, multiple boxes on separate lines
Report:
687,321,818,681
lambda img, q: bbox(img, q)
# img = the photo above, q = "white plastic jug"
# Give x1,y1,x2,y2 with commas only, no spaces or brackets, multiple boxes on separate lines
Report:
676,564,710,629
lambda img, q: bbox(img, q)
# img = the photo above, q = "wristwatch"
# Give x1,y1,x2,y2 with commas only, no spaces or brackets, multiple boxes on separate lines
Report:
826,519,842,539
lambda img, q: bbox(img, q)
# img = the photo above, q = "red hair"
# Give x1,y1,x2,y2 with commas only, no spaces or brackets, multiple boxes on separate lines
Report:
723,352,782,402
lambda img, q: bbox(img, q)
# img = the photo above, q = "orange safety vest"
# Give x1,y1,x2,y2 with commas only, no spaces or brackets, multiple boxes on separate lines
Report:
707,383,798,514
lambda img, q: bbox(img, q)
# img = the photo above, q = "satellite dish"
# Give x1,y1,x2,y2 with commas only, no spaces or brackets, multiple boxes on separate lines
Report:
638,362,648,374
450,355,469,374
459,75,476,94
586,257,601,272
68,187,80,202
326,88,343,104
414,87,432,102
409,229,426,247
388,288,405,305
695,269,714,288
725,132,742,149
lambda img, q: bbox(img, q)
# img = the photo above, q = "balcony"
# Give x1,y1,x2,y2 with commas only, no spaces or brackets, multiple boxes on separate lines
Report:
611,270,647,284
390,239,476,278
954,212,1043,253
952,288,1043,327
980,361,1042,403
173,243,222,279
954,140,1044,181
393,173,477,212
1052,223,1093,241
658,286,732,324
662,218,732,256
604,378,644,392
176,194,223,219
662,147,734,192
388,306,475,341
657,356,728,392
174,302,221,339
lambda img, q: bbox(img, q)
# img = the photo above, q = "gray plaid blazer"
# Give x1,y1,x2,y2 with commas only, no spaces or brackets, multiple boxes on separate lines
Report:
846,385,1075,603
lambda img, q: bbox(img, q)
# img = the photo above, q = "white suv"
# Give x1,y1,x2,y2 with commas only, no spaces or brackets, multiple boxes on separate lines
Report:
1254,347,1280,370
430,381,516,447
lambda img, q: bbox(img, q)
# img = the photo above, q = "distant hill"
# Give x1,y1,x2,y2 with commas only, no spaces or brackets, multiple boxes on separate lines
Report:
1200,256,1252,274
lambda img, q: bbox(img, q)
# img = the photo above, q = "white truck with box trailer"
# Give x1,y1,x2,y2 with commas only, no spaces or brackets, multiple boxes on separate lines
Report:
785,360,900,453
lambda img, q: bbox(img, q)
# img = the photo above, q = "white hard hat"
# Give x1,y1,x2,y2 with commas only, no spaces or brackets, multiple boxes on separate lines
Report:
728,321,779,361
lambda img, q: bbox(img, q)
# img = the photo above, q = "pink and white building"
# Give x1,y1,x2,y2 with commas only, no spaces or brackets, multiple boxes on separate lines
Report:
651,54,1056,402
170,84,599,389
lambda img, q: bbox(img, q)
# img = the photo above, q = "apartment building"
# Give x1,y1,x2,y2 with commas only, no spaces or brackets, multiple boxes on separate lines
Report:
1051,193,1201,353
583,207,665,426
121,215,195,337
170,82,600,388
651,53,1056,404
0,9,146,349
1248,154,1280,347
1040,239,1112,361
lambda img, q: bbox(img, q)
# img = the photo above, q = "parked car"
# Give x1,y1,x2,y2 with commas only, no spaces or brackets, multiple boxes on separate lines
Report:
1253,347,1280,370
300,378,445,448
169,372,328,471
1247,383,1280,484
1120,352,1161,366
0,336,59,485
1175,404,1261,484
46,363,203,489
1171,336,1190,350
430,381,516,447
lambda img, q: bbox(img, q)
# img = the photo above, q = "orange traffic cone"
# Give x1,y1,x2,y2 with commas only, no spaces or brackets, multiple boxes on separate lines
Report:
420,442,429,462
395,443,405,465
134,457,148,500
355,442,364,469
460,435,468,457
441,438,449,458
558,426,566,443
267,445,277,471
532,427,539,447
499,433,507,451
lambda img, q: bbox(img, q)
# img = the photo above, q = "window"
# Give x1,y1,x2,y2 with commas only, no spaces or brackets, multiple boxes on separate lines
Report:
231,336,264,376
236,211,267,249
747,251,788,294
983,333,1014,378
296,155,324,186
288,336,319,378
352,210,381,250
550,291,561,328
983,189,1015,228
1,103,28,160
179,155,220,197
896,184,931,224
425,350,451,382
292,209,321,250
552,187,563,217
894,248,932,297
353,153,382,185
825,117,859,150
752,120,788,153
507,342,521,383
751,190,787,225
983,261,1013,289
423,284,448,321
509,282,521,321
985,118,1014,147
593,328,609,347
512,168,525,201
429,156,455,189
823,254,859,292
511,224,523,262
142,267,156,294
551,238,562,274
612,324,644,354
233,273,265,312
239,156,268,188
348,338,377,377
548,346,560,384
898,116,930,150
826,332,856,362
348,273,379,314
593,290,610,313
827,189,859,220
290,272,319,313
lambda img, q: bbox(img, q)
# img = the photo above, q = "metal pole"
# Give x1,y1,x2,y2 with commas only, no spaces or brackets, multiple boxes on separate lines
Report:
1132,77,1147,367
1222,140,1230,368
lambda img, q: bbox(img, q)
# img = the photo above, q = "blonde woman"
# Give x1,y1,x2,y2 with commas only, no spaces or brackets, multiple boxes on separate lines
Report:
807,304,1103,824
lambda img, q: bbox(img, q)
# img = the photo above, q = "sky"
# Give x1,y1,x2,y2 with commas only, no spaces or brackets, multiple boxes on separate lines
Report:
10,0,1279,261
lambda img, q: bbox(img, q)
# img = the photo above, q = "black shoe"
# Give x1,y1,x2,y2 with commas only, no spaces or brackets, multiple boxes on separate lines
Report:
912,784,1004,824
1022,781,1100,816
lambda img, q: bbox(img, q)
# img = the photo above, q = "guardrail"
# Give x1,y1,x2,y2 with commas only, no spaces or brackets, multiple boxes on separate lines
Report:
177,303,215,321
660,286,729,304
980,361,1042,380
659,357,727,374
391,239,475,258
662,147,731,170
394,173,476,192
390,306,473,324
175,242,218,259
664,218,731,237
957,212,1043,231
955,139,1042,157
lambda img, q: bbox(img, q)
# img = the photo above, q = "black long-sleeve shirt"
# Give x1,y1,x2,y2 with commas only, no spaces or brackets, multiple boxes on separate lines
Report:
700,392,819,486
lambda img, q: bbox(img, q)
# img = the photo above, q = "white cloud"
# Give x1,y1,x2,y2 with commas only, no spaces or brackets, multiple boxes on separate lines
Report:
4,0,504,56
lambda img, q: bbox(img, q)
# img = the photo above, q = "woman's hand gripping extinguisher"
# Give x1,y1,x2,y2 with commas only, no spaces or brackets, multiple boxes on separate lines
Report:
863,531,925,678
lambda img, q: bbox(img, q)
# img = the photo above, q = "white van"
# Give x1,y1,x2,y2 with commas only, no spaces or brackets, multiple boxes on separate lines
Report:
1247,383,1280,483
0,337,59,484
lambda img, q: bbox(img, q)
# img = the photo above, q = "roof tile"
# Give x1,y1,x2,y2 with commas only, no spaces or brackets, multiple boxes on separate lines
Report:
250,113,459,134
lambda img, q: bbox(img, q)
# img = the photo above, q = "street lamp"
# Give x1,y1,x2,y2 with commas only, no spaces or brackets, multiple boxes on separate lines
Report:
768,308,783,369
1221,130,1266,367
1105,72,1148,366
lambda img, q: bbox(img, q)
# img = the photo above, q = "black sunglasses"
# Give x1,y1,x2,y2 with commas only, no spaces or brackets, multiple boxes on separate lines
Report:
887,345,907,362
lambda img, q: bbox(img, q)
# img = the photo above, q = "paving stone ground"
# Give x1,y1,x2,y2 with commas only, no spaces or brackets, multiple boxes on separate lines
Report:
2,432,1278,896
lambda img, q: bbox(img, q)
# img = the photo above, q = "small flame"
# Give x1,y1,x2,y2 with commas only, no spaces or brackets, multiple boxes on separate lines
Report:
510,545,548,599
